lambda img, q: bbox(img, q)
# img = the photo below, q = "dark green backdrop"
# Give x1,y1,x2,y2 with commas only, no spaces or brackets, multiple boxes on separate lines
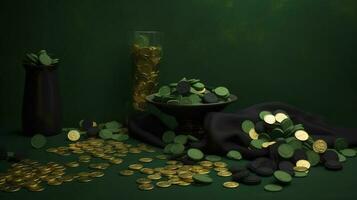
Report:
0,0,356,130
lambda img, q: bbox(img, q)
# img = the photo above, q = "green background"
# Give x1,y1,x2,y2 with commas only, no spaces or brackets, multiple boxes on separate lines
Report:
0,0,357,199
0,1,356,131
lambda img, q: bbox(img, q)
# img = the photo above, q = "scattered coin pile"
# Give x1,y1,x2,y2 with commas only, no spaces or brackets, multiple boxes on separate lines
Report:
236,110,357,192
0,135,157,192
151,78,232,105
120,155,241,190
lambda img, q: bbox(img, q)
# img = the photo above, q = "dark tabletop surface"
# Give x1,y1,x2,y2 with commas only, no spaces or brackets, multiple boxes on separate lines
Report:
0,128,356,200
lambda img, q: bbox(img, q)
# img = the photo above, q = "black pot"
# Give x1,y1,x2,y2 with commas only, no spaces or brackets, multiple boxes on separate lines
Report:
22,64,62,136
146,94,237,137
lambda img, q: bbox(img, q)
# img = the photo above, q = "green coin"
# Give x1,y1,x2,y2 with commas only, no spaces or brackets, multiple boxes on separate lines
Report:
278,144,294,159
180,97,193,105
259,133,271,140
226,150,242,160
31,134,47,149
111,133,129,141
334,138,348,151
294,171,308,178
250,139,266,149
158,86,171,96
99,129,113,140
205,155,222,162
167,99,179,104
174,135,188,145
105,121,122,129
188,94,202,104
339,148,356,157
274,170,292,183
259,111,271,120
135,34,149,47
192,82,205,90
306,150,320,166
338,153,347,162
187,148,204,160
281,118,294,131
192,174,213,184
162,131,176,143
241,120,255,134
164,144,174,154
170,143,185,155
270,128,284,139
264,184,283,192
287,138,302,150
187,135,199,142
38,53,52,66
213,86,230,97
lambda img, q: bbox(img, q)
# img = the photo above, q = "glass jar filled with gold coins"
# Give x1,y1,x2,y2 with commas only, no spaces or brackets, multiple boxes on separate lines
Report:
132,31,162,111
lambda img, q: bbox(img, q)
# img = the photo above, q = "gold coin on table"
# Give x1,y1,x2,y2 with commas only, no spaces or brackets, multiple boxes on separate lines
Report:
214,161,227,168
129,164,143,170
178,172,193,179
156,181,171,188
223,181,239,188
249,129,259,140
140,168,155,175
90,171,105,178
119,170,134,176
293,166,308,172
66,161,79,168
199,160,213,168
110,158,123,165
217,171,232,177
296,160,311,169
178,181,191,186
27,185,45,192
136,178,152,184
67,130,81,142
294,130,309,141
138,183,154,191
275,113,289,123
78,176,92,183
156,155,167,160
139,157,153,163
147,173,162,180
47,179,63,186
264,114,276,124
313,139,327,153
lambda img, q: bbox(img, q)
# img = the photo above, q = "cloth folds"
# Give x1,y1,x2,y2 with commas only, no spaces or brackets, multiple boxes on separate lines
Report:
128,102,356,159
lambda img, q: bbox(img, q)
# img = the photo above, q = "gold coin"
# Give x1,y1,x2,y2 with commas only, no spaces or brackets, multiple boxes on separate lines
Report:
67,130,81,141
223,181,239,188
110,158,123,165
249,129,259,140
293,166,308,172
27,185,45,192
136,178,152,184
78,176,92,183
294,130,309,141
47,179,63,186
275,113,289,123
62,175,75,182
147,173,162,180
214,167,228,172
264,114,276,124
156,181,171,188
119,170,134,176
178,172,193,179
66,161,79,168
129,164,143,170
140,168,155,175
178,181,191,186
214,162,227,168
90,171,105,178
217,171,232,177
139,157,153,163
313,139,327,153
296,160,311,169
138,183,154,191
199,161,213,168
